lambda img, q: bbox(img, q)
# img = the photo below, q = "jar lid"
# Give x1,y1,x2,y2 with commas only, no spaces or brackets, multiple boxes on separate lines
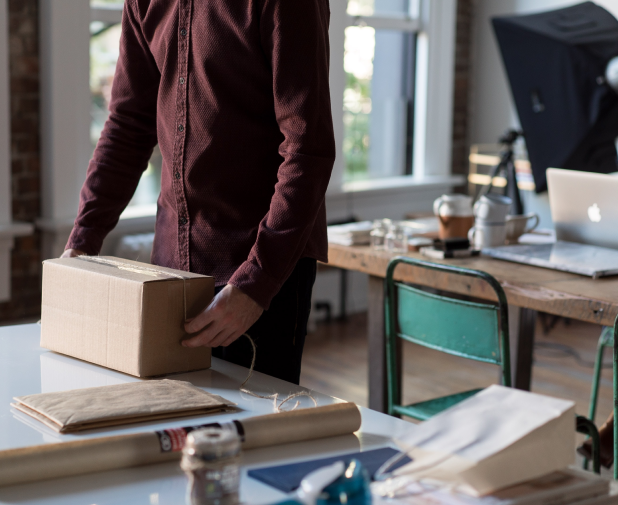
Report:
183,427,241,461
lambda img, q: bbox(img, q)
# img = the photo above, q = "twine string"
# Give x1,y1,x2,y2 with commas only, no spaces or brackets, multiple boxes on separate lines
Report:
240,333,317,413
74,256,316,413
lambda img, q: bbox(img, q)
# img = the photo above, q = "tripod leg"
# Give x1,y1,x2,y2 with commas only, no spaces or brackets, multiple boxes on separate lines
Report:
506,159,524,214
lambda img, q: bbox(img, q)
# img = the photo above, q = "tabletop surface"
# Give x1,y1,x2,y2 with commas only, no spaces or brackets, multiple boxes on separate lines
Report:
327,243,618,326
0,323,414,505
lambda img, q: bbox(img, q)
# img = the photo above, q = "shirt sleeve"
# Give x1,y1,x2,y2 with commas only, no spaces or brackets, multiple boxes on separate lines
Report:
66,0,160,255
227,0,336,309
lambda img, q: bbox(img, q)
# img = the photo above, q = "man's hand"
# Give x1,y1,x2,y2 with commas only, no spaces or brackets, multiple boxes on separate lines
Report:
61,249,86,258
183,284,264,348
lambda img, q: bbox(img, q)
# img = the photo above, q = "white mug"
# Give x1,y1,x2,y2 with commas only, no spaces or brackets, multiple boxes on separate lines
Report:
505,213,540,244
433,194,473,217
473,194,512,223
468,223,507,249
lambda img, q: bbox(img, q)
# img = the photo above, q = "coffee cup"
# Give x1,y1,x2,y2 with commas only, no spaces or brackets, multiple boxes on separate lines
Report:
473,194,512,223
468,222,507,249
433,194,474,240
505,213,540,244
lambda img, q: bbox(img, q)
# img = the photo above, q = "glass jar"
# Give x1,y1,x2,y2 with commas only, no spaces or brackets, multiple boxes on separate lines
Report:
385,224,406,253
181,427,241,505
369,220,386,249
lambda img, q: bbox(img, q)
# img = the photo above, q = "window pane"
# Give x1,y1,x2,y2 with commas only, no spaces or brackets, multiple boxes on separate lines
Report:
347,0,410,17
343,26,374,181
343,27,416,181
90,21,161,209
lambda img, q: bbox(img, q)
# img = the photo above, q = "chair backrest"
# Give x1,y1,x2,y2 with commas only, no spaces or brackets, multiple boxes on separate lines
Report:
385,256,511,386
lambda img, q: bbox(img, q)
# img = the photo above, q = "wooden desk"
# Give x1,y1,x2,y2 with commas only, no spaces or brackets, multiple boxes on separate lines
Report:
327,243,618,412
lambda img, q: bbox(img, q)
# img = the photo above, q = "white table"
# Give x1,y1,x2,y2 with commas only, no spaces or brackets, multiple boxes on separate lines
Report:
0,324,416,505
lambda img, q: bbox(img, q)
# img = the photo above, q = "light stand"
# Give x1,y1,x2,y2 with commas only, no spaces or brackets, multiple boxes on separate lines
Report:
480,129,525,216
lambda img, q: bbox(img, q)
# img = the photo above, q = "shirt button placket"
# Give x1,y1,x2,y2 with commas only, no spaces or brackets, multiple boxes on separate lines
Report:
174,0,192,271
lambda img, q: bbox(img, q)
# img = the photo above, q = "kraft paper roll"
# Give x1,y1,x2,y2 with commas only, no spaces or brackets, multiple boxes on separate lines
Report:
0,402,361,488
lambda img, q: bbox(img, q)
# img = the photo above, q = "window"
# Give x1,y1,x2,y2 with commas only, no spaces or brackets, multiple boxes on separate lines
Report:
343,0,420,182
38,0,456,244
90,0,161,210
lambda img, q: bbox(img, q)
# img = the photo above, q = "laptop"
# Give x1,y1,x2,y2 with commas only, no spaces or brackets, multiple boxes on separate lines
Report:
548,168,618,249
482,168,618,278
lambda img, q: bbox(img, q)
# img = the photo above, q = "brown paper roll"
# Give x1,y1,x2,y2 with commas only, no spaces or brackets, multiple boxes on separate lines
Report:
0,402,361,488
241,402,361,450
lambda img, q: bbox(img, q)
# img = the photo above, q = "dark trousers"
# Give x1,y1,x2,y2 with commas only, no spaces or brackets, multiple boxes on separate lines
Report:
212,257,317,385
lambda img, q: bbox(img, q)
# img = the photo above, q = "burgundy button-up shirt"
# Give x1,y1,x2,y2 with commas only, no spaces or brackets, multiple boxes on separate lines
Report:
67,0,335,309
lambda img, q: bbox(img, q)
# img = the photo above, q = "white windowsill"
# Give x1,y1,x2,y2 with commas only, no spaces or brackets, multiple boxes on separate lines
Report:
331,174,464,200
36,175,464,230
0,221,34,240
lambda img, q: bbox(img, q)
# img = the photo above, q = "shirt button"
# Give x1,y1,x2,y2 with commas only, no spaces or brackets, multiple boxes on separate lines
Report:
179,77,185,85
174,171,181,180
178,124,184,132
179,217,188,226
180,28,187,36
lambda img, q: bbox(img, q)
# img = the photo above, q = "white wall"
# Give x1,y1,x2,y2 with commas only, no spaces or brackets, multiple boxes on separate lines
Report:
469,0,618,228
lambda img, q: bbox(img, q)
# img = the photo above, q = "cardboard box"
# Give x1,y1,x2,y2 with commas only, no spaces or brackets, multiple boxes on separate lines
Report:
41,257,213,377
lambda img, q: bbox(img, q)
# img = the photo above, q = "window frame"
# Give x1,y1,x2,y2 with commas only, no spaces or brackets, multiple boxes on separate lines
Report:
328,0,458,191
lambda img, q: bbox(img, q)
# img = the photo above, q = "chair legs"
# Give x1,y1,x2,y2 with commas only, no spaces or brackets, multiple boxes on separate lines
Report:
582,327,613,472
589,327,613,424
576,416,601,474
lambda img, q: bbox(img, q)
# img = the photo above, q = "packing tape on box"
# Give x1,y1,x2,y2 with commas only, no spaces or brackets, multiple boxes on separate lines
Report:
0,402,361,487
77,256,190,321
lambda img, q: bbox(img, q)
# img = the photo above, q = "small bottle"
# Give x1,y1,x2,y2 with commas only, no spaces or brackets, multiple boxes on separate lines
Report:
181,427,241,505
385,224,406,253
369,220,386,249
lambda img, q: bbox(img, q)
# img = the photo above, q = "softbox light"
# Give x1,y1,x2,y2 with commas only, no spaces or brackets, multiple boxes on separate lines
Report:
493,1,618,193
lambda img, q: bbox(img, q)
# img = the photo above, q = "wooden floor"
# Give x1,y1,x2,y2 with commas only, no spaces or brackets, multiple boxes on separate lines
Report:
300,312,614,438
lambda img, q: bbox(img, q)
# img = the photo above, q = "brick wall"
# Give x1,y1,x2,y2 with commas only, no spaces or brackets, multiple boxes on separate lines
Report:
0,0,41,322
451,0,473,184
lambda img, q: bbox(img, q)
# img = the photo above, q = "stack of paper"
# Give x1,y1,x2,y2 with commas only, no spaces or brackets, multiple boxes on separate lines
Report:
327,221,373,246
372,466,613,505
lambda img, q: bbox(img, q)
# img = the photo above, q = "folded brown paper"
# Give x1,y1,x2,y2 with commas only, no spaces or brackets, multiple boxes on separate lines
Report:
0,402,362,488
40,256,214,377
11,380,235,433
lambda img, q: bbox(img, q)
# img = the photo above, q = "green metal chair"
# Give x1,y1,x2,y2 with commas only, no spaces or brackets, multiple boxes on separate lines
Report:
384,256,511,421
384,256,603,474
589,318,618,478
587,326,613,429
582,326,612,474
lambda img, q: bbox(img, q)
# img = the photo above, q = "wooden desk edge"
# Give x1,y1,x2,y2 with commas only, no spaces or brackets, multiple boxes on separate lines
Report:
325,244,618,327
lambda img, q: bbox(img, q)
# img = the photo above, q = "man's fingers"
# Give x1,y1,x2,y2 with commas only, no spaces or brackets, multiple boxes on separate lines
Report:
184,306,216,334
61,249,86,259
182,321,223,347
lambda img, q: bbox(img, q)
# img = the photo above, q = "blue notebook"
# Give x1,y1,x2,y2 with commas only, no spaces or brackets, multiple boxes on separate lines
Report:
247,447,411,493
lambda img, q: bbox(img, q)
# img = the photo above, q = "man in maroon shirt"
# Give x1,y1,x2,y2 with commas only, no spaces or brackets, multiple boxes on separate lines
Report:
63,0,335,384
